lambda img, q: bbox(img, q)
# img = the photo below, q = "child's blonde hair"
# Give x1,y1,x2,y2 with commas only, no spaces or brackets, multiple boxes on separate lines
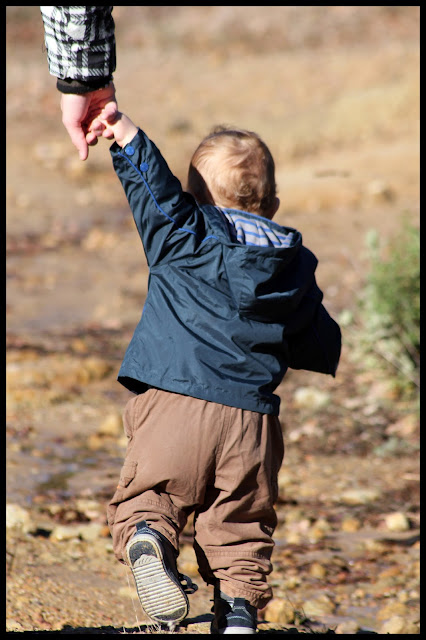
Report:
187,126,277,218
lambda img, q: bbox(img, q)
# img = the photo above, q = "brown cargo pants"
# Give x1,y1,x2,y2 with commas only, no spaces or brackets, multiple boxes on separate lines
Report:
107,388,284,608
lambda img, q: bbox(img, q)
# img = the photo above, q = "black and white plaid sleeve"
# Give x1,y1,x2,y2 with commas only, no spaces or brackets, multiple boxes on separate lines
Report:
40,6,116,93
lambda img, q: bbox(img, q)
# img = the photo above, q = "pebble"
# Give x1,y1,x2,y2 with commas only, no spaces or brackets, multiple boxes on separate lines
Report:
282,575,301,590
263,598,295,624
309,562,327,579
303,594,335,617
341,516,362,532
362,538,387,553
50,524,81,542
339,488,380,505
384,511,410,532
75,499,104,521
335,620,360,634
6,503,34,534
309,517,331,535
379,615,412,634
376,601,409,621
97,412,123,437
6,619,24,631
50,522,104,542
76,357,113,384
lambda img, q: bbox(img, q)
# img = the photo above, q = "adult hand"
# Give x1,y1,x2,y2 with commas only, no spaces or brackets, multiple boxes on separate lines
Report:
60,83,118,160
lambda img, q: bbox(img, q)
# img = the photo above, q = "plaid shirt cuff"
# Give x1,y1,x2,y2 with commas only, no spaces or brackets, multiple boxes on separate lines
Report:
40,6,116,84
56,77,113,94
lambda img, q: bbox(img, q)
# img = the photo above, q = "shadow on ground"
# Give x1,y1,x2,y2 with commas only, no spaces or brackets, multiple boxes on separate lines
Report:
5,613,379,634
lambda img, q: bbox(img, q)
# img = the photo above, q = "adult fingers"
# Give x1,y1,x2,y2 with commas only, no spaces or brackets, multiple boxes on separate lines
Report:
61,93,91,161
64,122,89,160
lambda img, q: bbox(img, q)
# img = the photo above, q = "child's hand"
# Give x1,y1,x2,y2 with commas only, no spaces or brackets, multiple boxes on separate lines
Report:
90,107,138,148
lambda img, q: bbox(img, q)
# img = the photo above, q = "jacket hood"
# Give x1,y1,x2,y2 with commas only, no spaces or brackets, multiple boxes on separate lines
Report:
211,207,319,324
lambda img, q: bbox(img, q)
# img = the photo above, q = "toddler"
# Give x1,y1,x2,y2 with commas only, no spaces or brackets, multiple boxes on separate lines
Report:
97,111,341,634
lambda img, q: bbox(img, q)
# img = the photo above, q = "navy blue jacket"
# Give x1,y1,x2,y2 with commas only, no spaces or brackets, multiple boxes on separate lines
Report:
110,129,341,415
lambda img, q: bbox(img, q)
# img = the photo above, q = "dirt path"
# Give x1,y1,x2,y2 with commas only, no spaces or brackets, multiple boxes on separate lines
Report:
6,7,419,634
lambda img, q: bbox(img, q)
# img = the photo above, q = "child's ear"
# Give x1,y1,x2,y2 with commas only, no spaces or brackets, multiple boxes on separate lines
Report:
270,197,280,219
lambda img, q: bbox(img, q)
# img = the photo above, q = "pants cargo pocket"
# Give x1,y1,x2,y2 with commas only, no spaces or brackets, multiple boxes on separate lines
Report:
118,460,138,488
107,460,138,529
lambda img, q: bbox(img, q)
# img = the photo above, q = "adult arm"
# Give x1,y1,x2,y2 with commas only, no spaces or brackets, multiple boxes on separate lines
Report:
40,6,117,159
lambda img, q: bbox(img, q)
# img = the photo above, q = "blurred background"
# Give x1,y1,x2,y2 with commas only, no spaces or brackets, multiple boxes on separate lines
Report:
6,6,419,634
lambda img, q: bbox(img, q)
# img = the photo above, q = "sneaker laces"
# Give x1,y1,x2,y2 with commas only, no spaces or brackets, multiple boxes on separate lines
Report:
178,572,198,595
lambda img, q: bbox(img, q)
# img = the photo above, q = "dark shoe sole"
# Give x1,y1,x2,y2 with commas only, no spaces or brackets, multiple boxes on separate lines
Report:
126,533,189,625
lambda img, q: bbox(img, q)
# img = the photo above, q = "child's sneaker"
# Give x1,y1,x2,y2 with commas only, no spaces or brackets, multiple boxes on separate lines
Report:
126,520,197,627
211,586,257,634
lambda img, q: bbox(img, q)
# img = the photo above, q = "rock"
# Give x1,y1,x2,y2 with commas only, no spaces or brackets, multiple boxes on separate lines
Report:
97,412,123,437
185,622,211,634
362,538,387,553
50,525,82,542
303,594,335,618
335,620,360,634
339,488,380,505
378,615,406,634
50,522,104,542
282,575,301,590
308,517,331,542
293,387,331,411
309,562,327,579
70,338,89,354
6,503,34,533
377,601,409,621
75,498,104,521
264,598,295,624
341,516,361,532
78,523,104,542
384,512,410,532
377,565,401,581
76,357,113,384
6,619,24,631
397,589,411,604
87,434,107,450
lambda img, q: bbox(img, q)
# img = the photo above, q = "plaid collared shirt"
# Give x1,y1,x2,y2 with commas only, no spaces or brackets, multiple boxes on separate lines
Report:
40,6,116,84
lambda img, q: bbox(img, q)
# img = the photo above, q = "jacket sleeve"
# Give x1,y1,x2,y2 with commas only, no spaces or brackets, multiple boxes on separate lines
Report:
286,299,342,376
110,129,208,268
40,6,116,92
283,277,342,377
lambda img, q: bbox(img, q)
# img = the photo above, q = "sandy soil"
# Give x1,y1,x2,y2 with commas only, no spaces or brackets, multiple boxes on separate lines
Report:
6,6,419,634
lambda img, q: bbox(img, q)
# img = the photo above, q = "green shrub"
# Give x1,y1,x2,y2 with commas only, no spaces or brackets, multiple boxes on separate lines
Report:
358,220,419,390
